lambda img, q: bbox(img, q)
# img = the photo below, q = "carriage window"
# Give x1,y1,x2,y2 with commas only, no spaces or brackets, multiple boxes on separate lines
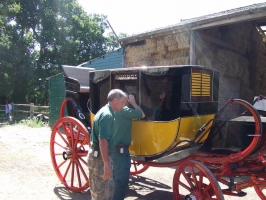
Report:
113,73,138,94
112,72,139,104
140,68,181,121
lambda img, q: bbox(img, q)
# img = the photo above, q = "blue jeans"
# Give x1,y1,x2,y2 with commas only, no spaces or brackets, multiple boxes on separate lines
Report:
111,148,131,200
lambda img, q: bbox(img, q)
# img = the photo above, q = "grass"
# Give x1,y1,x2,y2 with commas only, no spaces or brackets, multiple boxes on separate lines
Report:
18,117,48,128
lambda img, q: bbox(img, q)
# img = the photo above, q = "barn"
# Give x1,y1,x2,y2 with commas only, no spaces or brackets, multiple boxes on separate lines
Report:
119,3,266,109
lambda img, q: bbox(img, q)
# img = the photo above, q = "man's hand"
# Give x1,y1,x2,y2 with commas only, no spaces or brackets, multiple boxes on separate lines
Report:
99,138,112,180
127,94,145,118
102,162,112,180
128,94,136,105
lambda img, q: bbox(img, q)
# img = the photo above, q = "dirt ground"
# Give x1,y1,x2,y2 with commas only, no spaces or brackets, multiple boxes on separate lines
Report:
0,124,261,200
0,124,175,200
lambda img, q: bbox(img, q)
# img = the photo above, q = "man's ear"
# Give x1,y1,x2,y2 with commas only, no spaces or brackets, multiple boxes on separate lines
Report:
113,98,118,103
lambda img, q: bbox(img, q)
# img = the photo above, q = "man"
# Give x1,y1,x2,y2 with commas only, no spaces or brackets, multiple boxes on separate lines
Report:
88,89,127,200
5,100,12,124
112,94,145,200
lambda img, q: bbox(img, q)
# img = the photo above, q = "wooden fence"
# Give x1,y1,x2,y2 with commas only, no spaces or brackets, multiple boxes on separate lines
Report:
0,103,49,119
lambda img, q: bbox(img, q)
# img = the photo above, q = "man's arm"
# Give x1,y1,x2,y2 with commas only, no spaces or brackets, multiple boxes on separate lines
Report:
127,94,145,118
99,138,112,180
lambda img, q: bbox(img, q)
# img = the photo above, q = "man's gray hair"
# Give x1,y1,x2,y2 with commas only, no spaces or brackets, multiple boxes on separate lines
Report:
107,89,126,101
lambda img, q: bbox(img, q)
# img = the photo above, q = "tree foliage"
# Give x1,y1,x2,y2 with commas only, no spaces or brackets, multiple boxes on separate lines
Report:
0,0,124,105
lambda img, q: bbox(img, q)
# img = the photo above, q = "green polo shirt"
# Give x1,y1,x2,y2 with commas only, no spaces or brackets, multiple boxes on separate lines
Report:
90,104,115,153
113,106,142,146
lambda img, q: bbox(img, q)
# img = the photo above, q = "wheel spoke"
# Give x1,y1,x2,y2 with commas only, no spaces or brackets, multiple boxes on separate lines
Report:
56,159,67,169
63,160,72,181
77,154,88,165
252,176,266,199
182,170,194,190
73,129,81,148
133,162,137,171
130,160,149,175
190,166,198,189
62,122,73,147
69,122,74,148
202,183,212,197
76,138,88,151
53,141,68,150
56,128,70,147
198,170,203,192
75,162,82,188
76,158,89,184
71,160,75,187
177,179,192,191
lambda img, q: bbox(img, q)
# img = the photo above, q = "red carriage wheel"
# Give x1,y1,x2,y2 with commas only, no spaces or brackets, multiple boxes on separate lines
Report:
60,98,68,118
252,176,266,199
173,160,224,200
130,160,149,175
50,116,90,192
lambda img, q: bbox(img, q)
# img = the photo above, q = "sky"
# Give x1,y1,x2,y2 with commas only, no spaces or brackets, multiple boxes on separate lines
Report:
77,0,266,36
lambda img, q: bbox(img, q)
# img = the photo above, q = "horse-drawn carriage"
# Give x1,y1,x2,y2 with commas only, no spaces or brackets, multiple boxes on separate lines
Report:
50,65,266,199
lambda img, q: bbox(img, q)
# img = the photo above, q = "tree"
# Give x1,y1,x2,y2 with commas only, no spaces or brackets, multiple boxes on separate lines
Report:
0,0,117,105
105,32,129,52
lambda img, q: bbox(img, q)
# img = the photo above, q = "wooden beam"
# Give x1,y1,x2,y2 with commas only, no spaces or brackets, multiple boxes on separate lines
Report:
253,21,266,36
195,32,246,56
190,31,196,65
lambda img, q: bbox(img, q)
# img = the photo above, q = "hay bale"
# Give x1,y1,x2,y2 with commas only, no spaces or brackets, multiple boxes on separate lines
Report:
240,87,254,102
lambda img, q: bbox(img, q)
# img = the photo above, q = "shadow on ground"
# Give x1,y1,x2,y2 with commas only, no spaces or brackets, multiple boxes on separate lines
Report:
53,175,173,200
53,187,90,200
126,175,173,200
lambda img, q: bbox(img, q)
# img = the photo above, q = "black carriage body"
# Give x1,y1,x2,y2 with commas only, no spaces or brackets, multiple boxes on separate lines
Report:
89,65,219,120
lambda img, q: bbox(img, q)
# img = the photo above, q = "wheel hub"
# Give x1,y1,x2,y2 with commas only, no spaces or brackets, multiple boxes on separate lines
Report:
185,191,202,200
62,149,76,160
63,150,71,160
185,194,196,200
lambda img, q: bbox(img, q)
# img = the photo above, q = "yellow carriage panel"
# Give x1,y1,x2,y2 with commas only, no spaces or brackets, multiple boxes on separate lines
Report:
174,114,214,147
130,119,179,156
90,112,95,126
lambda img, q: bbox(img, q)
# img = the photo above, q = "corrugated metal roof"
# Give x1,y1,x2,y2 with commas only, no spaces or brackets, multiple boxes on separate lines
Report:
120,3,266,44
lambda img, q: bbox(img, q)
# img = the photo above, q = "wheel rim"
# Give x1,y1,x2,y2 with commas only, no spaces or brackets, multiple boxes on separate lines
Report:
130,160,149,175
252,176,266,199
60,98,68,118
173,160,224,200
50,116,90,192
